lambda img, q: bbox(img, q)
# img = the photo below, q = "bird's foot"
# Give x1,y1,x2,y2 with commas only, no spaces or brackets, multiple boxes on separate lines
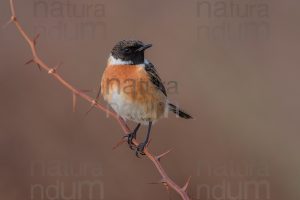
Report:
135,142,147,157
123,132,136,149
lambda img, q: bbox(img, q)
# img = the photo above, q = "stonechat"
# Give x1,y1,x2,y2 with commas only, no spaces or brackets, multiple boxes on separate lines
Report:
101,40,192,156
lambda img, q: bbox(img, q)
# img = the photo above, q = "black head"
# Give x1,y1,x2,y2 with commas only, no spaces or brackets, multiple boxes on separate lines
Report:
111,40,152,65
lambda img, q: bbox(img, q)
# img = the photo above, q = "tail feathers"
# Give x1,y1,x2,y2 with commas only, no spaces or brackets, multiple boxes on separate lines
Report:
168,103,193,119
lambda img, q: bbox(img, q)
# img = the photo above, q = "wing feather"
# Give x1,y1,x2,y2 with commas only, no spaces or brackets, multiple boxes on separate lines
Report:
144,62,167,96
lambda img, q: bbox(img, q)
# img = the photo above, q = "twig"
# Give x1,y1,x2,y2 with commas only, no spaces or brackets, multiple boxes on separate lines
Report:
6,0,191,199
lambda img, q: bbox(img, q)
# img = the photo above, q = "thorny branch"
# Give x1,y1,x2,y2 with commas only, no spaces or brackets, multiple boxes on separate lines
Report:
6,0,191,199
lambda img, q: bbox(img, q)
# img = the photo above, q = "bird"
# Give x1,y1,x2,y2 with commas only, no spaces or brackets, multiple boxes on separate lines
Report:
101,40,192,156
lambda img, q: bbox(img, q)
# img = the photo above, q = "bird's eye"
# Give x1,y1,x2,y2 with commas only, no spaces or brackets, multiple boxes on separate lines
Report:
124,48,131,53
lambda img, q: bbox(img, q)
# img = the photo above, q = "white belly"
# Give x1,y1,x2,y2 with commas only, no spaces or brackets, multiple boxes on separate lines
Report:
110,91,147,124
108,90,166,124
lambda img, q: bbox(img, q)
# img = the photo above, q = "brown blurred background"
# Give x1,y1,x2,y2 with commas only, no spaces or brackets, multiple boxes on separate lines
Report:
0,0,300,199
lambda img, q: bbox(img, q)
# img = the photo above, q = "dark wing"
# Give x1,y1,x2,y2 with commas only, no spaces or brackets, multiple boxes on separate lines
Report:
144,62,167,96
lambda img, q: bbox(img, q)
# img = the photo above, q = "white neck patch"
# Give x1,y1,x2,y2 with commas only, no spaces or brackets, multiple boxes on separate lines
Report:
107,54,147,67
108,54,133,65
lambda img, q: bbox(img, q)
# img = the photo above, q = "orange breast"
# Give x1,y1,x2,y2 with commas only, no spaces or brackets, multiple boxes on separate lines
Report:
101,64,166,121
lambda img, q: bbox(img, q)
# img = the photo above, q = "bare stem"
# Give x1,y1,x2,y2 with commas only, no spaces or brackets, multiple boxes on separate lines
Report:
7,0,190,199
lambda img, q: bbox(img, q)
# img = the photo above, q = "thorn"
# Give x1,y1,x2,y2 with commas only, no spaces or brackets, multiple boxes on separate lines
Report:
148,179,166,185
148,179,171,199
48,61,63,74
2,18,13,29
112,137,126,150
163,182,172,200
163,181,169,189
36,63,41,71
3,15,17,29
24,59,34,65
33,33,40,46
72,92,77,112
85,100,97,115
182,176,191,192
85,86,102,115
25,58,41,71
48,68,56,74
156,149,173,161
54,61,63,70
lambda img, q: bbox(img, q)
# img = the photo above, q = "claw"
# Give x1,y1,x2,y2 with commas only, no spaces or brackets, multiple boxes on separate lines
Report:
135,142,147,156
128,142,135,150
123,132,137,149
135,151,140,158
122,124,142,155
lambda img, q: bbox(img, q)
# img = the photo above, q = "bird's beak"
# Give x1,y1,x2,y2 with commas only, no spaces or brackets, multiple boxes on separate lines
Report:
136,44,152,52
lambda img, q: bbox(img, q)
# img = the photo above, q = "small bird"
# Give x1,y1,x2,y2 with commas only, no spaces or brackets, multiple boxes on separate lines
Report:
101,40,192,156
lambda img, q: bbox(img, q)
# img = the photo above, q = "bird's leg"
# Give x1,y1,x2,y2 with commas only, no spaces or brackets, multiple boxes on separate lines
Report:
136,121,152,157
124,123,141,149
